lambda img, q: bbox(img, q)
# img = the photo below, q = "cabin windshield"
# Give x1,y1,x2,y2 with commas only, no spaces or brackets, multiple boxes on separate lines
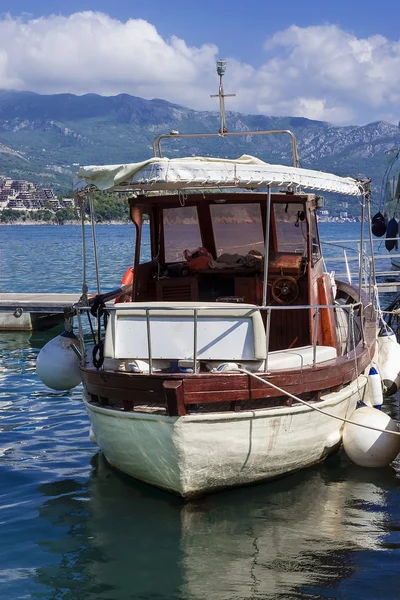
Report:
163,206,202,262
273,202,307,254
211,203,264,256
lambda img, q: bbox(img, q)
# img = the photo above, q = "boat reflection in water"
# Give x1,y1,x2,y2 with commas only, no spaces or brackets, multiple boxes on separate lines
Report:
33,452,400,600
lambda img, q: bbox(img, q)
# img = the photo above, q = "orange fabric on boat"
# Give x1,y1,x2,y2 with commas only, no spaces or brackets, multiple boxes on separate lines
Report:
317,275,338,351
115,267,134,303
187,256,211,271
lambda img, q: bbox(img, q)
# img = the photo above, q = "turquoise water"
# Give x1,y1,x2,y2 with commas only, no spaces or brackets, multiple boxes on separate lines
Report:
1,223,400,600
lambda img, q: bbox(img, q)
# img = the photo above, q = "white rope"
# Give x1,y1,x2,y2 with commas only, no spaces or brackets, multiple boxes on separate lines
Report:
349,306,363,404
237,368,400,437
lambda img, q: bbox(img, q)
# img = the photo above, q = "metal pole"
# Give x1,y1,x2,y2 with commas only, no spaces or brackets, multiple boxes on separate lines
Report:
146,309,153,374
79,195,88,303
264,308,271,372
313,307,320,366
89,189,101,296
365,193,377,302
344,249,352,284
358,196,365,301
193,309,198,373
262,186,272,306
76,310,86,365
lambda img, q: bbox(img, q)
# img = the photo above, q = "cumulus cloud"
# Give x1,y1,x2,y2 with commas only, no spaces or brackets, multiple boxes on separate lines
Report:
0,13,399,124
259,25,400,123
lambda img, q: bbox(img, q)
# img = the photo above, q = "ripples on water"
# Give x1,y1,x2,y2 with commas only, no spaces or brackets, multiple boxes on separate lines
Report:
1,224,400,599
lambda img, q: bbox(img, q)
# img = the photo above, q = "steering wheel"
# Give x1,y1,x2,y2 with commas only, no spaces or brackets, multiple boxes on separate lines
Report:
271,276,299,305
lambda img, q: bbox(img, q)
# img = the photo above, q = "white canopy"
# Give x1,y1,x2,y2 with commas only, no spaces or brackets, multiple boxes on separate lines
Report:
74,154,364,196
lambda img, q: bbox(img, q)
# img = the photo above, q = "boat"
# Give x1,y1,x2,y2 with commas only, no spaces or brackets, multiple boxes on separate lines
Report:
37,62,393,498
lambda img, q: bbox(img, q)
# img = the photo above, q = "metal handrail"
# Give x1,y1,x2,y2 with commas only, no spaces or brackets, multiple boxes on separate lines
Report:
76,300,364,374
320,237,391,301
151,129,300,168
75,301,362,313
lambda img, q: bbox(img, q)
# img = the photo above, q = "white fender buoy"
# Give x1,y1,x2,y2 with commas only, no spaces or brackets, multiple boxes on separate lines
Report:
377,327,400,396
343,406,400,467
37,331,82,390
367,366,383,409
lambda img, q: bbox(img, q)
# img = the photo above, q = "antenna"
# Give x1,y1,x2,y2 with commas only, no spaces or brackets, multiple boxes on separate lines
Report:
210,59,236,135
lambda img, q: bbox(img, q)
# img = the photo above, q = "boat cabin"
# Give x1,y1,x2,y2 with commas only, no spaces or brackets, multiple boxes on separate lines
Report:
128,191,333,353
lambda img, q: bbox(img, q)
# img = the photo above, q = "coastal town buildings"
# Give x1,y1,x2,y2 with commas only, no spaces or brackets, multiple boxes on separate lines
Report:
0,176,73,211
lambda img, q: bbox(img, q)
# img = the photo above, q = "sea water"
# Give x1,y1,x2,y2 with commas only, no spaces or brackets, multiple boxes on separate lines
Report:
1,223,400,600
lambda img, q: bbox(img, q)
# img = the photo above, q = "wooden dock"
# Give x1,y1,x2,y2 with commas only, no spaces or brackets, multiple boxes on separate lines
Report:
0,293,82,331
0,284,132,331
0,293,82,313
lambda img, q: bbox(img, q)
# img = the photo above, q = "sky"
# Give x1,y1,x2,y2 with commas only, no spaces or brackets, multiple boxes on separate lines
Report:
0,0,399,125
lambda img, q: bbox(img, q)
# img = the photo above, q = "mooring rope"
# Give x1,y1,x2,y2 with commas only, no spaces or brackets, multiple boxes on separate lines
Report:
237,368,400,437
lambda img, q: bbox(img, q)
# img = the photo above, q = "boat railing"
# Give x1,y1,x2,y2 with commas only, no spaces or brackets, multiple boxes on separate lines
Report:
151,129,300,167
321,236,400,297
75,300,365,375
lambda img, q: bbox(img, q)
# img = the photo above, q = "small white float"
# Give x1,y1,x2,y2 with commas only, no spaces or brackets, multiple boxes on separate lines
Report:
366,366,383,409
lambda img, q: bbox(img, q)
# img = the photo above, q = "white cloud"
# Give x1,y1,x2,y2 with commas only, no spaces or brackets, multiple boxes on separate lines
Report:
259,25,400,123
0,13,399,125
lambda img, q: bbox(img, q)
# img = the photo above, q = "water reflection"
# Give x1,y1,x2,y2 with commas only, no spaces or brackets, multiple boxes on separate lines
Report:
31,454,400,600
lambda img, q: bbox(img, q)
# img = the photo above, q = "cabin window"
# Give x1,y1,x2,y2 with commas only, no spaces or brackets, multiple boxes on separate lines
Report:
273,203,307,254
163,206,202,262
311,211,322,264
211,203,264,256
140,214,151,263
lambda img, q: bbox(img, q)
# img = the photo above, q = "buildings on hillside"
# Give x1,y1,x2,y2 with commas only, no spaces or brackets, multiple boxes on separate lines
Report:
0,176,73,211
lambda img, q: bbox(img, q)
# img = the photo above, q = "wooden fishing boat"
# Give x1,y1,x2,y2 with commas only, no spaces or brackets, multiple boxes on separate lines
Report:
69,150,377,498
39,63,379,498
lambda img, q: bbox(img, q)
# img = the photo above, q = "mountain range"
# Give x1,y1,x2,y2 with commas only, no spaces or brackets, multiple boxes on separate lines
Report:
0,89,399,206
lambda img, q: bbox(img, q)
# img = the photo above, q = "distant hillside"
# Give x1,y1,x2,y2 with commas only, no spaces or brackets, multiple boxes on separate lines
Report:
0,90,398,205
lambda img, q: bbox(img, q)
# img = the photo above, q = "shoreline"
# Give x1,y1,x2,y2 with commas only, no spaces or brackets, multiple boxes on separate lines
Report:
0,220,132,226
0,219,356,226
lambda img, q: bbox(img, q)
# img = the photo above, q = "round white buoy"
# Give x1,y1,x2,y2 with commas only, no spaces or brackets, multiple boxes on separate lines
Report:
343,406,400,467
37,331,82,390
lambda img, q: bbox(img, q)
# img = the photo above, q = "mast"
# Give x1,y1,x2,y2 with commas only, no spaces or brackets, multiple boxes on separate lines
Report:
210,60,236,135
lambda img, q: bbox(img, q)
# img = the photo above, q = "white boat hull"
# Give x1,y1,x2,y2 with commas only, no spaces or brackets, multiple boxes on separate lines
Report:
83,376,367,497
